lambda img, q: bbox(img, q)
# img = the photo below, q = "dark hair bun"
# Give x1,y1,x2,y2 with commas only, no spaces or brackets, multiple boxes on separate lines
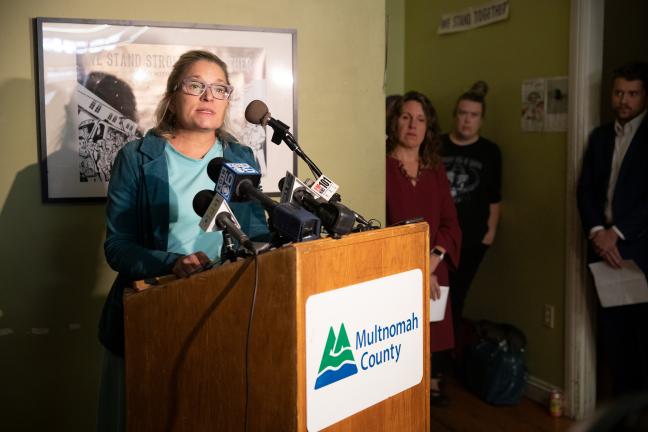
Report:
469,80,489,97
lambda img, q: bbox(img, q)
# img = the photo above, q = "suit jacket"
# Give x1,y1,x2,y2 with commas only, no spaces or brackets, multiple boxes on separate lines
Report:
577,115,648,273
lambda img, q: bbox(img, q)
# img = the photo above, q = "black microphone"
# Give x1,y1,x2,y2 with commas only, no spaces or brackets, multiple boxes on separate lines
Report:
192,189,256,253
280,171,373,231
208,158,322,243
245,100,293,148
208,157,277,209
292,188,356,237
246,102,373,229
279,171,320,204
245,100,323,178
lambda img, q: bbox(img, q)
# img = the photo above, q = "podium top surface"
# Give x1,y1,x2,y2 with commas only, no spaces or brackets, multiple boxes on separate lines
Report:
129,222,429,292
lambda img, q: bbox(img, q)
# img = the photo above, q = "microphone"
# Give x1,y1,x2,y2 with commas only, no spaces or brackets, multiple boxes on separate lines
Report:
208,157,275,208
245,100,293,147
245,100,323,178
292,188,356,237
192,189,256,253
280,171,371,230
307,175,371,226
279,171,319,204
208,158,322,243
310,174,340,202
245,101,374,229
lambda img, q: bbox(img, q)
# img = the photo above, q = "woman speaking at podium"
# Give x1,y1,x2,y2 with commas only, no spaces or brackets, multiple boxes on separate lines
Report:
385,91,461,407
97,50,268,431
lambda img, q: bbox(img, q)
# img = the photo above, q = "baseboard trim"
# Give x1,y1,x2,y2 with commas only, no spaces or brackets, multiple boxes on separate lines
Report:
526,375,560,407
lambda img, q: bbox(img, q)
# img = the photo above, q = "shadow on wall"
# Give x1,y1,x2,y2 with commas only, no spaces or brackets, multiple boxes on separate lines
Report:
0,78,108,431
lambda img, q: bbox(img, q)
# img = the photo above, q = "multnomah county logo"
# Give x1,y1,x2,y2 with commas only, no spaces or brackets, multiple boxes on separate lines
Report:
305,270,423,431
314,323,358,389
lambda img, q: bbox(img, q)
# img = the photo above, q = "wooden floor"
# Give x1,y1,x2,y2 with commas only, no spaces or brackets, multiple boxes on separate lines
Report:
429,378,574,432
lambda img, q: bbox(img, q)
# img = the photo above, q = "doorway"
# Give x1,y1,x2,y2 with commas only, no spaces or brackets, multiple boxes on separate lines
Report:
566,0,648,419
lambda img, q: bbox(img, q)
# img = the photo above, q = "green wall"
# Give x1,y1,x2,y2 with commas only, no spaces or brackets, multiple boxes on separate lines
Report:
385,0,405,95
0,1,385,430
403,0,570,386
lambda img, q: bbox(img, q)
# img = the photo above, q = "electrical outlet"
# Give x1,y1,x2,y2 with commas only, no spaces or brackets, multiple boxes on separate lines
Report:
543,304,555,329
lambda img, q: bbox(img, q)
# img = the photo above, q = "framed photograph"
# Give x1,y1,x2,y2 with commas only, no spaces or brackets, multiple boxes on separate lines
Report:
34,17,297,202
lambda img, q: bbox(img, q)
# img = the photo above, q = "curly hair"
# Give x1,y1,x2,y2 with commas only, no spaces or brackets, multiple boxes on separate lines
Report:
386,91,442,168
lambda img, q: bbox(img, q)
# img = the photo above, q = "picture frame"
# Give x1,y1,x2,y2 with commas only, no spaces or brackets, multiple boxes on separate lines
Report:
34,17,297,202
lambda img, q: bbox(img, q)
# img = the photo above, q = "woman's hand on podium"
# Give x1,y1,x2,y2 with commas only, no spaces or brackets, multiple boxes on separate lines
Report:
172,251,211,278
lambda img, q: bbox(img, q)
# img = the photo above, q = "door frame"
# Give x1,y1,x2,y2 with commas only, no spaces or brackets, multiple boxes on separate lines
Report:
564,0,604,419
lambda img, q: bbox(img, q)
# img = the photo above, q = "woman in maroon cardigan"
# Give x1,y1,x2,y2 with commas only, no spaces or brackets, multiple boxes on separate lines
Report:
386,91,462,406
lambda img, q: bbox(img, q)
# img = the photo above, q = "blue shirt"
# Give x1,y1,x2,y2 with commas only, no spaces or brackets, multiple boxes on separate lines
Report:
165,140,224,260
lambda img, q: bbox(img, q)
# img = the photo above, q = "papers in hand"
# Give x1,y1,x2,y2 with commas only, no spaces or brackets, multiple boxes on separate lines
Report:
429,285,449,322
588,260,648,307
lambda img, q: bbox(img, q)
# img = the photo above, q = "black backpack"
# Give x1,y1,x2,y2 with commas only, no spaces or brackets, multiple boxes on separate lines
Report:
464,320,528,405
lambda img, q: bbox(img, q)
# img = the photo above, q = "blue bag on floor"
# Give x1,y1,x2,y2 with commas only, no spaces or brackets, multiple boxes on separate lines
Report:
464,320,528,405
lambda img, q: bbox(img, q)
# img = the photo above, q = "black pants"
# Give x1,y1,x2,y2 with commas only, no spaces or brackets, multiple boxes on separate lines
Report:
600,302,648,396
449,242,489,334
432,243,489,378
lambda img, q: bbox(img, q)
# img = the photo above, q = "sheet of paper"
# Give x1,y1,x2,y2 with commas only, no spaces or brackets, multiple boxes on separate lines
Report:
430,286,449,322
588,260,648,307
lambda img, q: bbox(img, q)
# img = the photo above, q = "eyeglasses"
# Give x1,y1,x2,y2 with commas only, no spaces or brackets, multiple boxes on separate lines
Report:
176,78,234,100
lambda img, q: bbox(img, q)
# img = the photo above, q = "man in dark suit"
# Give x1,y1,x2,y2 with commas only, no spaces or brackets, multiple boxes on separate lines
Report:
577,61,648,396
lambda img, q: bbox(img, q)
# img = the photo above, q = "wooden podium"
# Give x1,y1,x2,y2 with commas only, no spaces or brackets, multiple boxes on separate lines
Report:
124,222,430,431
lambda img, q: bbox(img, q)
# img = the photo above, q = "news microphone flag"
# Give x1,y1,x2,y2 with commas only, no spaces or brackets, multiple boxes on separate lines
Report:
215,162,261,202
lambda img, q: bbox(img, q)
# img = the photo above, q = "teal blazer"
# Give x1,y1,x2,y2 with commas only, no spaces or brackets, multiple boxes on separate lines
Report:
99,131,269,355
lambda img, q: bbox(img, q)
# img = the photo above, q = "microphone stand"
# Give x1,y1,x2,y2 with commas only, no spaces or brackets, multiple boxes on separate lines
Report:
270,123,373,228
283,131,323,179
268,119,322,179
220,231,240,264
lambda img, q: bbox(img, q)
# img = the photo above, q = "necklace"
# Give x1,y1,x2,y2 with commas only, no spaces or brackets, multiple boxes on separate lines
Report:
396,159,422,183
